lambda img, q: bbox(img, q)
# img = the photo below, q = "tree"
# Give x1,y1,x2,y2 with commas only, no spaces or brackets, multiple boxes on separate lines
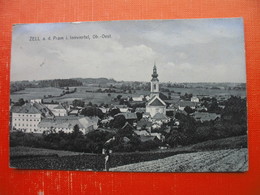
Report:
136,112,143,121
166,130,185,147
184,106,194,115
72,99,85,107
112,115,126,128
109,108,120,117
117,95,122,100
71,125,83,140
14,98,25,106
159,92,168,100
81,107,104,118
222,96,247,124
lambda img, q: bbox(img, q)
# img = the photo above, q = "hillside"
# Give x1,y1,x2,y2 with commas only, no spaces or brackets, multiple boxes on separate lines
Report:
111,148,248,172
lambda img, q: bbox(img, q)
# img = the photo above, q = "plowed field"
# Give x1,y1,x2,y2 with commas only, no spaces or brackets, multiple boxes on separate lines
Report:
111,148,248,172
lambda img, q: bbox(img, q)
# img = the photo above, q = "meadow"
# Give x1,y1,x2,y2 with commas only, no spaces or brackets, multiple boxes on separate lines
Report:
10,85,246,105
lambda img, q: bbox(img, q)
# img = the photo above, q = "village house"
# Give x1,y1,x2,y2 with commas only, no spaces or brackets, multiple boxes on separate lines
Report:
115,112,137,124
30,99,42,104
43,103,68,116
132,95,144,102
99,106,110,114
191,112,221,122
38,116,100,134
114,105,131,113
68,109,80,116
135,107,146,113
134,130,150,136
191,96,200,102
136,119,152,131
177,101,197,111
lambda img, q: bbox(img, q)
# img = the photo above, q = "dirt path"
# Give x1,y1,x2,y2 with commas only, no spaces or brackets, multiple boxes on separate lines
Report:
110,148,248,172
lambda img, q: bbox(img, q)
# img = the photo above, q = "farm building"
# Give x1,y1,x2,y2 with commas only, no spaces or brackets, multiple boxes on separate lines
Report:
191,96,200,102
132,95,144,102
37,116,100,134
43,103,68,116
115,112,137,123
191,112,221,122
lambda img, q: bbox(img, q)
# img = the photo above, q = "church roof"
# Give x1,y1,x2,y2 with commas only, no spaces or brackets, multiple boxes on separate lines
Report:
147,96,166,107
149,98,165,106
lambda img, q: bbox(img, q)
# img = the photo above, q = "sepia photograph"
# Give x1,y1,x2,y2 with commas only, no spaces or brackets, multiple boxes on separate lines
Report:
9,18,247,172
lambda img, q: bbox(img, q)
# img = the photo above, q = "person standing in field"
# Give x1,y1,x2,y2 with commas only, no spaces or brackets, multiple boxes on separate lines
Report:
103,136,116,171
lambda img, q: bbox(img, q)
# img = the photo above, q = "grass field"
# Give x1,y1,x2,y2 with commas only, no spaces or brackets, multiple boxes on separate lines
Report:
10,146,85,157
10,86,246,104
11,87,63,102
10,135,247,172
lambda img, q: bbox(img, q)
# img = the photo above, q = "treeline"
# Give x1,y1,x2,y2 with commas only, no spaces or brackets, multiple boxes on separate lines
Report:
10,81,36,93
10,125,161,153
10,79,83,93
38,79,83,88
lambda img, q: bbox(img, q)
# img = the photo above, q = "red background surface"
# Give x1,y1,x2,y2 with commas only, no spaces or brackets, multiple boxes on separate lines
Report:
0,0,259,194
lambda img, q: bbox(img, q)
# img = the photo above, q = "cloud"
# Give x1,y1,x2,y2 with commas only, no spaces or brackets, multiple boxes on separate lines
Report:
11,18,246,83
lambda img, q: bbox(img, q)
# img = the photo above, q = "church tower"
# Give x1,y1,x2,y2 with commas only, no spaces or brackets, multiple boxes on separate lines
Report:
146,63,166,118
151,63,159,98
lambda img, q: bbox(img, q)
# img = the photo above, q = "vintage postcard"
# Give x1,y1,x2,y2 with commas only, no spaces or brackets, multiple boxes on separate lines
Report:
10,18,248,172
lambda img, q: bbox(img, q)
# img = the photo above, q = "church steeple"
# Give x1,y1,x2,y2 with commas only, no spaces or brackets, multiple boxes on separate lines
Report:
151,62,159,81
150,62,159,97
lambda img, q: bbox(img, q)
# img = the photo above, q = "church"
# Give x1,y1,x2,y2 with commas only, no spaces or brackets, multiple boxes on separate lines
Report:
146,64,167,118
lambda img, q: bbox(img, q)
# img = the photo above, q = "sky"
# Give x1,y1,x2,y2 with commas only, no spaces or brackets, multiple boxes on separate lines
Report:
11,18,246,83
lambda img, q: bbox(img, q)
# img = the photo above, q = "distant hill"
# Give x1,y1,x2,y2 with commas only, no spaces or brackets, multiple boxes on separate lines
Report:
73,78,117,84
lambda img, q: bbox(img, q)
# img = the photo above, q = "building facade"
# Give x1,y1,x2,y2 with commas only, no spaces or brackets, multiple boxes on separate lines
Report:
11,103,42,133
